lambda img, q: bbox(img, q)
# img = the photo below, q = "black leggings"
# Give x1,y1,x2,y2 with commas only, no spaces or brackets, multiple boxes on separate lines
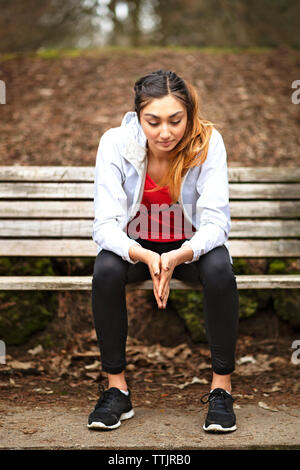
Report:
91,238,239,376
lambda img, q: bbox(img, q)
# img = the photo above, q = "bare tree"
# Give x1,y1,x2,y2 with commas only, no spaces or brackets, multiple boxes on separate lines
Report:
0,0,100,53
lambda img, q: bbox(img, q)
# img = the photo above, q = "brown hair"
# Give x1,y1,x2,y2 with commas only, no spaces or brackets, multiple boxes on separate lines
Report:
134,70,214,205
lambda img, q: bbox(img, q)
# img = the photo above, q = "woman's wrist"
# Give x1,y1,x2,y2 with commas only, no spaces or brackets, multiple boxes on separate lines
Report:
172,245,194,266
128,243,151,263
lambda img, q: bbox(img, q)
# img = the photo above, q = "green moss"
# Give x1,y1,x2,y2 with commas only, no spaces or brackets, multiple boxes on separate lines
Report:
273,290,300,329
0,257,55,276
232,258,252,275
41,334,55,349
0,291,57,345
268,258,299,274
169,290,207,342
238,291,259,318
0,257,58,345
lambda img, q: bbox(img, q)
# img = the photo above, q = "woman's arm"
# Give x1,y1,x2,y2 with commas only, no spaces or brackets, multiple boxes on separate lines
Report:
171,245,194,265
128,243,152,263
181,128,231,264
93,128,142,264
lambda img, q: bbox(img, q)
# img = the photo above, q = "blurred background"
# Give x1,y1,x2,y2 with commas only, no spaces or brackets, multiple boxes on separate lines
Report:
0,0,299,407
1,0,299,168
1,0,300,52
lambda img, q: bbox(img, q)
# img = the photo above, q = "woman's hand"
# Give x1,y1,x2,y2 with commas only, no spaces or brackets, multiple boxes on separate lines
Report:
145,251,164,309
157,251,177,309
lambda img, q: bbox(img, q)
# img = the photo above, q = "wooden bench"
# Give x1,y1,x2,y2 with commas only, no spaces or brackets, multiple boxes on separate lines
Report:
0,166,299,291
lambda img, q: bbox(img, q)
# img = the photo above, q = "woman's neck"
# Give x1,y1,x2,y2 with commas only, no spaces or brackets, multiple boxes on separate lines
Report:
147,142,171,163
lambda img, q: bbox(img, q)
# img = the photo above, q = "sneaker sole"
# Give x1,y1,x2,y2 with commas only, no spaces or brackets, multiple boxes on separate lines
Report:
203,423,237,433
87,408,135,430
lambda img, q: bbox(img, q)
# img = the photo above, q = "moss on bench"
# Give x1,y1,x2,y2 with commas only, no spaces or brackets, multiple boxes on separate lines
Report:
0,257,58,345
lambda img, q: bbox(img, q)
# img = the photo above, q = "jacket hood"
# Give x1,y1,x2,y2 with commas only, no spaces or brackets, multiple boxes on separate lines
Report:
120,111,148,170
121,111,147,147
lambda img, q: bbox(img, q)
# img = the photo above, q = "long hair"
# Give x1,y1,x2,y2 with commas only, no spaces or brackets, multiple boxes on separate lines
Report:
133,69,215,205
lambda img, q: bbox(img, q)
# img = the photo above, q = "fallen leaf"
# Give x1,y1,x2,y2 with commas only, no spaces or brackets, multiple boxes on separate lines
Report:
237,355,256,365
22,428,38,435
198,362,210,370
9,360,35,370
263,385,281,393
33,387,53,394
177,376,208,389
258,401,279,412
84,360,100,371
85,372,99,380
28,344,44,356
7,360,43,375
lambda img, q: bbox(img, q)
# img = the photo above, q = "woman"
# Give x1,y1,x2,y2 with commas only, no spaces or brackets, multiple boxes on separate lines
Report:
88,70,239,433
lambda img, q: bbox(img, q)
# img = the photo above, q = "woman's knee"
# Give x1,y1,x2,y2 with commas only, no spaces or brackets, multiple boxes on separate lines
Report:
92,250,127,288
199,246,235,287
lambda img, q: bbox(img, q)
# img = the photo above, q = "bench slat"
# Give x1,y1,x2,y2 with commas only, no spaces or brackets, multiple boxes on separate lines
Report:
1,182,300,199
1,200,300,218
228,167,300,183
0,201,92,218
0,166,94,182
0,182,93,199
0,239,299,257
0,275,299,290
1,219,300,238
229,183,300,199
1,166,300,183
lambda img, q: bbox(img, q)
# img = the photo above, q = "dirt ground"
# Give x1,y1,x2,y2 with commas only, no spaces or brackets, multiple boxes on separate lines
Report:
1,291,299,414
0,47,299,414
1,47,300,167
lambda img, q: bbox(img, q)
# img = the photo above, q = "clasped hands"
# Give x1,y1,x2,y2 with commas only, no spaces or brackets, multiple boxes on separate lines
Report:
135,244,192,309
148,250,177,310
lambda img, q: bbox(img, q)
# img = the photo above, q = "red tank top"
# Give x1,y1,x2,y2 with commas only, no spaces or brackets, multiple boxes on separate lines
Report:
126,172,196,242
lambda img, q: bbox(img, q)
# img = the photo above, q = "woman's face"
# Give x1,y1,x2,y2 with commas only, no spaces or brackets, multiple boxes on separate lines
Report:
140,95,187,157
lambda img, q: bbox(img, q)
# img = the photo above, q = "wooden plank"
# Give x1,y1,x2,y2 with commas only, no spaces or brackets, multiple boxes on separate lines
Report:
0,240,99,257
1,200,300,219
0,239,299,257
0,276,93,291
0,182,93,199
1,219,300,238
229,220,300,238
1,166,300,183
1,182,299,200
229,183,300,199
228,239,300,257
0,166,94,182
0,201,93,218
228,167,300,183
0,220,93,237
0,274,299,290
230,201,300,218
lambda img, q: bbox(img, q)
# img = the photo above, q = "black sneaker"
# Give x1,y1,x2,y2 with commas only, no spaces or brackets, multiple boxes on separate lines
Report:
200,388,237,432
87,385,134,430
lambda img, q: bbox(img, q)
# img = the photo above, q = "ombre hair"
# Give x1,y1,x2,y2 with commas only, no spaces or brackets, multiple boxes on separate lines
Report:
134,69,215,205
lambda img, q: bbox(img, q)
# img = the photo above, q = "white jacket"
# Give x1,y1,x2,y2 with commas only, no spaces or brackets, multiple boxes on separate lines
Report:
92,111,233,265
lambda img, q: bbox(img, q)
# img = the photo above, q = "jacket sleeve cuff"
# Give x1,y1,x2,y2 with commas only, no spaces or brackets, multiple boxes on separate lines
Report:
124,239,142,264
180,240,203,264
180,224,227,264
